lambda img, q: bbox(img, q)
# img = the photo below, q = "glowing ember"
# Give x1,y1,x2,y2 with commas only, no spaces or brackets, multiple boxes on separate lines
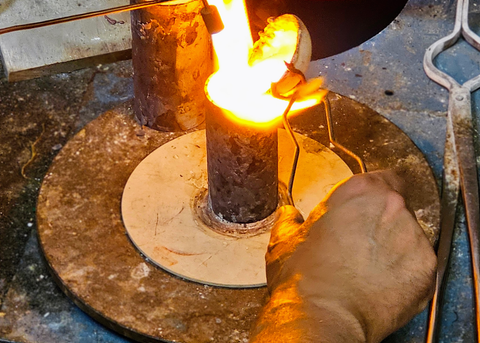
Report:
206,0,325,125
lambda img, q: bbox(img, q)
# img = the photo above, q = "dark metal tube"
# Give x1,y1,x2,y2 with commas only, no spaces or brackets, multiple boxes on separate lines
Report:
131,0,213,131
205,100,278,223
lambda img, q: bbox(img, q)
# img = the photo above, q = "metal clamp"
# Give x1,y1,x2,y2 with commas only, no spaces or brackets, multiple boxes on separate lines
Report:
282,93,366,206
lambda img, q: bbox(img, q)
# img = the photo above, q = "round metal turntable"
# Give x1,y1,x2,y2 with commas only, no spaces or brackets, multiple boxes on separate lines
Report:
37,93,440,343
121,129,353,288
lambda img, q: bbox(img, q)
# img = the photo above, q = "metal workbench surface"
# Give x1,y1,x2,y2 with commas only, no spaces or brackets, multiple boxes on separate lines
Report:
1,0,479,342
306,0,479,342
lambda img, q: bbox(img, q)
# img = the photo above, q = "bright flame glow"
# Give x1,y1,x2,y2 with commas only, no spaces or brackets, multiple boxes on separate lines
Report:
206,0,323,125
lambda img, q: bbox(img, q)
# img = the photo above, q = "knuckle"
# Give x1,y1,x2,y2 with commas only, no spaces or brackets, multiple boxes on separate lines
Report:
385,190,407,209
382,190,408,220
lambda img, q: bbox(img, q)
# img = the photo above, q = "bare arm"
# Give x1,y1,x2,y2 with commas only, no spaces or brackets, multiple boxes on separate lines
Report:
251,171,437,343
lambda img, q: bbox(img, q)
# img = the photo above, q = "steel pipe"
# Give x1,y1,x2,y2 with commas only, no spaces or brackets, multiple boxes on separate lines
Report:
205,99,278,223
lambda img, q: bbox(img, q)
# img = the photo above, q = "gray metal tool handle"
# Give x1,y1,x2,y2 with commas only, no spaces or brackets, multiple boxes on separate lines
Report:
426,105,460,343
449,88,480,337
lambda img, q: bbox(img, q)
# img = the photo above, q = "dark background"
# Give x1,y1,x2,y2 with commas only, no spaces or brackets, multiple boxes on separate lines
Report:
247,0,409,59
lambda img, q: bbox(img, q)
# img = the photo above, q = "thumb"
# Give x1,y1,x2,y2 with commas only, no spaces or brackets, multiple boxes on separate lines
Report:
266,206,305,291
269,205,305,248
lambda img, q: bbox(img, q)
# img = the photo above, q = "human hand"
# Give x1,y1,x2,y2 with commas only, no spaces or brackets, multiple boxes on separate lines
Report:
251,171,437,343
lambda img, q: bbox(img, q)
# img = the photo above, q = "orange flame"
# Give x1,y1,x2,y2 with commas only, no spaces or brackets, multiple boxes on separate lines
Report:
206,0,324,126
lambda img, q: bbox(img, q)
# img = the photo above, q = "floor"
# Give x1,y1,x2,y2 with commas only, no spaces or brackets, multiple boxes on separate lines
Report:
0,0,480,342
0,60,136,342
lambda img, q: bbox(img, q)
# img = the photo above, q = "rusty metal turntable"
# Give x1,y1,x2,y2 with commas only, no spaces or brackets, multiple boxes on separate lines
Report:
37,93,440,342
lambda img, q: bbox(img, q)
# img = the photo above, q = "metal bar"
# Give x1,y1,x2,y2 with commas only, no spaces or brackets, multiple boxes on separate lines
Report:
323,97,367,173
282,97,300,205
461,0,480,92
450,88,480,341
0,0,170,36
426,101,460,343
461,0,480,51
423,0,463,90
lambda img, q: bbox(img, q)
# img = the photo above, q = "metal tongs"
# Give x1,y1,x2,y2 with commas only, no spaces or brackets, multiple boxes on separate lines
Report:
423,0,480,341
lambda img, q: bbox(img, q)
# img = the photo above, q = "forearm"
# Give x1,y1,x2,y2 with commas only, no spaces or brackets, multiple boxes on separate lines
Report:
250,276,366,343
